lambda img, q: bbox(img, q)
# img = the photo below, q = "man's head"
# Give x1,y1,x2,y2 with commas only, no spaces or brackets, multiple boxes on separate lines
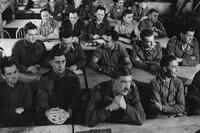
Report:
148,8,159,23
92,0,100,7
104,29,119,49
95,6,106,22
48,0,56,7
112,67,132,96
40,8,51,21
49,44,66,74
74,0,82,7
1,57,19,87
160,55,179,78
122,9,133,24
113,0,124,7
69,10,79,25
181,27,195,44
140,29,155,49
24,22,38,43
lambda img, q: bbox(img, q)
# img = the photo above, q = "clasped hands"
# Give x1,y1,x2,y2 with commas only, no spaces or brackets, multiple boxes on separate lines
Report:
45,107,70,125
106,96,126,112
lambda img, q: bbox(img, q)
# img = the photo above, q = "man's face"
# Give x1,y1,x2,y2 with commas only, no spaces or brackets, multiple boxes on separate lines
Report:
74,0,82,7
50,55,66,74
165,60,179,78
26,29,37,43
181,31,195,44
69,12,79,25
103,36,114,49
113,75,132,96
117,0,124,7
49,0,56,7
143,35,155,49
3,64,19,86
96,9,105,22
61,37,73,51
149,12,158,23
41,11,50,21
123,13,133,24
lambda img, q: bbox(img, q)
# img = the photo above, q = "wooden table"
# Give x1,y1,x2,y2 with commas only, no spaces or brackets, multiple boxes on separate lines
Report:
74,116,200,133
18,6,41,14
4,19,41,28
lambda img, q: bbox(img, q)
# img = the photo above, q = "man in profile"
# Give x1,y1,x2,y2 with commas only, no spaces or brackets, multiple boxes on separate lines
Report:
85,67,146,127
35,44,81,125
149,55,185,118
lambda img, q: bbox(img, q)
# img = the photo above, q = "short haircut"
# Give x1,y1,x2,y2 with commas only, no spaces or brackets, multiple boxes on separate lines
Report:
95,6,106,13
59,30,72,40
69,9,79,16
0,57,16,75
40,7,50,15
160,55,177,69
182,27,195,34
148,8,159,15
113,0,119,3
106,28,119,41
49,44,66,60
24,22,37,33
121,9,133,18
113,67,132,79
140,29,154,40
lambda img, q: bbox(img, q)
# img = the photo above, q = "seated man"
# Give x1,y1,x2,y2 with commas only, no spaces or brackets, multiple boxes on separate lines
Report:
87,6,111,41
107,0,126,26
35,44,81,125
85,67,146,127
114,9,140,45
38,8,60,39
188,69,200,115
89,29,132,77
138,8,167,37
131,1,148,22
43,0,64,21
131,29,162,72
0,57,33,127
166,27,199,66
149,55,185,118
61,9,87,42
12,22,46,74
59,33,87,73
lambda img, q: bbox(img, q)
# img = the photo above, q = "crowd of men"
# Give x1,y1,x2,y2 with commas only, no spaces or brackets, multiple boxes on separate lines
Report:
1,0,200,128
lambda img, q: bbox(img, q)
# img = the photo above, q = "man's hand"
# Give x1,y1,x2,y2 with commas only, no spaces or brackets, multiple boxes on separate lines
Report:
45,108,70,125
177,58,183,63
15,107,24,114
72,37,79,43
151,100,162,111
106,102,120,112
69,65,78,72
191,56,196,60
93,34,100,39
114,96,126,110
27,66,37,73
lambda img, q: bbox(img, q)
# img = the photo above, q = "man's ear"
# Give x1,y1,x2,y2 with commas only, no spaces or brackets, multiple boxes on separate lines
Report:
163,66,167,72
49,59,53,66
1,74,5,80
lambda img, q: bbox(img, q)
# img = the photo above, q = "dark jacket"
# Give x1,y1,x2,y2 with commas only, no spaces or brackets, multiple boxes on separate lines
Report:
166,36,199,66
11,39,46,72
0,81,32,124
36,70,81,120
85,80,146,127
61,19,87,41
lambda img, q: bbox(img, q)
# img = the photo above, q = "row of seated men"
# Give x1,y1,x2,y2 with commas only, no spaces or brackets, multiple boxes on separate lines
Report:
23,0,167,44
0,18,200,127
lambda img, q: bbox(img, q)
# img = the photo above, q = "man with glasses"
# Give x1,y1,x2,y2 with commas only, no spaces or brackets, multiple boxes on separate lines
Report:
0,57,33,126
166,27,199,66
138,8,167,37
12,22,46,74
89,29,132,77
131,29,162,72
